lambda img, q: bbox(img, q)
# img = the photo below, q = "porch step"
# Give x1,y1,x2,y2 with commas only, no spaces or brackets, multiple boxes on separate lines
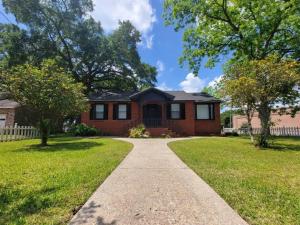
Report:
146,127,179,137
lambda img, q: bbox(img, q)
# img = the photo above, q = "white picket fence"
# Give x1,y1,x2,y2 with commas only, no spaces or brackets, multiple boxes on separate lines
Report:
223,127,300,137
0,125,40,142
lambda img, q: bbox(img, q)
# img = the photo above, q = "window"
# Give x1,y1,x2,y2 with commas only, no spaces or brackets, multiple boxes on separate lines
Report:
196,104,214,120
95,104,104,119
113,103,131,120
118,104,127,119
90,104,108,120
171,103,180,119
167,103,185,120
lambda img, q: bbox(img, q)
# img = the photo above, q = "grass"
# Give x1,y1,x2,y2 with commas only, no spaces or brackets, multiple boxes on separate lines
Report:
0,136,132,225
168,137,300,225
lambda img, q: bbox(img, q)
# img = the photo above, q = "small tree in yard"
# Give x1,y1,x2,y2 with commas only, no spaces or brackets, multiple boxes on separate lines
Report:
0,60,87,146
220,72,257,142
222,56,300,147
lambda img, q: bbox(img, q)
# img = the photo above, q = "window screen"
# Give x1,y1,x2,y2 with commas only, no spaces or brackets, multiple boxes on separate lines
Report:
171,103,180,119
95,104,104,119
197,104,210,119
118,104,127,119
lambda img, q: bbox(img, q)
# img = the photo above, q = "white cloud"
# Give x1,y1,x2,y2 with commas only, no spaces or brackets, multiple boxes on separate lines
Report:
156,60,165,73
208,74,223,88
145,34,154,49
91,0,156,48
179,73,205,93
156,82,173,91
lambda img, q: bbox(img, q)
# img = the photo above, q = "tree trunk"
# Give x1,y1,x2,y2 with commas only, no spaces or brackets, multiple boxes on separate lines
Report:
39,119,50,146
258,102,271,148
246,114,254,143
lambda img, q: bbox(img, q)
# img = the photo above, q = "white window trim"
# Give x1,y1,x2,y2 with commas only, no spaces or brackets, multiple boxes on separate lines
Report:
95,104,105,119
196,104,214,120
171,103,181,119
118,104,127,119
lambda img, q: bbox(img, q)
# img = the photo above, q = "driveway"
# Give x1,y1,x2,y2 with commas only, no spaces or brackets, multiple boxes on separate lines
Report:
70,138,248,225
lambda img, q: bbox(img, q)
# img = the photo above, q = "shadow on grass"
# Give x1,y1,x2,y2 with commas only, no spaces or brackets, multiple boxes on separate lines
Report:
269,142,300,151
258,136,300,152
0,184,59,224
224,135,300,151
15,141,103,152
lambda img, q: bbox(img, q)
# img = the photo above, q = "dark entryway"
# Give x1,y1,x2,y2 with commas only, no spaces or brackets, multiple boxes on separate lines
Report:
143,104,162,127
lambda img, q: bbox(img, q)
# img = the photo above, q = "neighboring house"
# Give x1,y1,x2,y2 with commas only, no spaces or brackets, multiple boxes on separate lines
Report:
0,92,37,128
81,88,221,136
233,111,300,129
0,99,20,128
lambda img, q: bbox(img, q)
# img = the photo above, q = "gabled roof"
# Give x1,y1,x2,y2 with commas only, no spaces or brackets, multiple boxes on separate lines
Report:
165,91,221,102
88,88,221,103
0,99,20,109
130,87,174,100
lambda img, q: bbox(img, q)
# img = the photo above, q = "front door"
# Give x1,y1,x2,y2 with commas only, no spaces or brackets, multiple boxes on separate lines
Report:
143,104,162,127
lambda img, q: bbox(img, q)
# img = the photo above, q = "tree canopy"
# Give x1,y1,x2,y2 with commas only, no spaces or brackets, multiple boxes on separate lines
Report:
164,0,300,73
1,0,157,93
0,59,87,145
222,55,300,146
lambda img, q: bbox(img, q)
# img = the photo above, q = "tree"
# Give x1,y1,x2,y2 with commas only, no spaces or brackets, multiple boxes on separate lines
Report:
1,0,157,93
201,86,219,97
164,0,300,72
164,0,300,147
201,84,224,108
222,56,300,147
220,75,257,142
0,60,87,146
220,110,235,128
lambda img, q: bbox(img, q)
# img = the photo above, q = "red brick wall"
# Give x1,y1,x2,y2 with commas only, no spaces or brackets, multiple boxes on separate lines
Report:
81,101,221,136
233,111,300,129
0,108,16,127
194,103,221,135
169,101,196,136
81,102,140,136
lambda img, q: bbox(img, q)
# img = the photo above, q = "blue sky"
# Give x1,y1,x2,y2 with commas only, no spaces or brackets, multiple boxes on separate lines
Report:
0,0,228,92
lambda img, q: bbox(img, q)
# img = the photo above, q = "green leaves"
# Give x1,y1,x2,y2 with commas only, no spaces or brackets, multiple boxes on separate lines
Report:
221,56,300,146
0,59,87,120
164,0,300,73
222,55,300,109
1,0,157,93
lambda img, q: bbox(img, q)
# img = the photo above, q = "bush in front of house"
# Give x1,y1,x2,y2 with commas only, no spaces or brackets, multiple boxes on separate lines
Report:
70,124,99,136
129,124,150,138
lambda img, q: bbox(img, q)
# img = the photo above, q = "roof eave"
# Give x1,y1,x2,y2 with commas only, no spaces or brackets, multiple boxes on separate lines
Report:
194,100,222,103
129,87,174,100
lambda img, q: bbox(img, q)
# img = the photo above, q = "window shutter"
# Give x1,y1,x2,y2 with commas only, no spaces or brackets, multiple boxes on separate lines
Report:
166,103,171,119
180,103,185,119
127,103,131,120
104,104,108,120
210,104,215,120
90,104,95,120
113,104,118,120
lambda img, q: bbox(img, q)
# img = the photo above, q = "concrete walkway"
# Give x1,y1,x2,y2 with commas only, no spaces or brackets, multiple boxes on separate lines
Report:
70,138,248,225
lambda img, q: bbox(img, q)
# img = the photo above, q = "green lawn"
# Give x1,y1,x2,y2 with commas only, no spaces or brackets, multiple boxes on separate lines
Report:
168,137,300,225
0,136,132,225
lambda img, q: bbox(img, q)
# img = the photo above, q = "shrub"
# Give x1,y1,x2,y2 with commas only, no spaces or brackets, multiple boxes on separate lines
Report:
70,124,99,136
129,124,150,138
225,131,239,136
240,122,249,129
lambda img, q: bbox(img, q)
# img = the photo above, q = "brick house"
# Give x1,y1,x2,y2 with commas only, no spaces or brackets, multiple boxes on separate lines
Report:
233,111,300,129
0,99,20,128
81,88,221,136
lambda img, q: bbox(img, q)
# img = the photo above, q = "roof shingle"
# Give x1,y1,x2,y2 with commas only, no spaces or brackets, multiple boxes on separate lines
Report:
88,88,221,103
